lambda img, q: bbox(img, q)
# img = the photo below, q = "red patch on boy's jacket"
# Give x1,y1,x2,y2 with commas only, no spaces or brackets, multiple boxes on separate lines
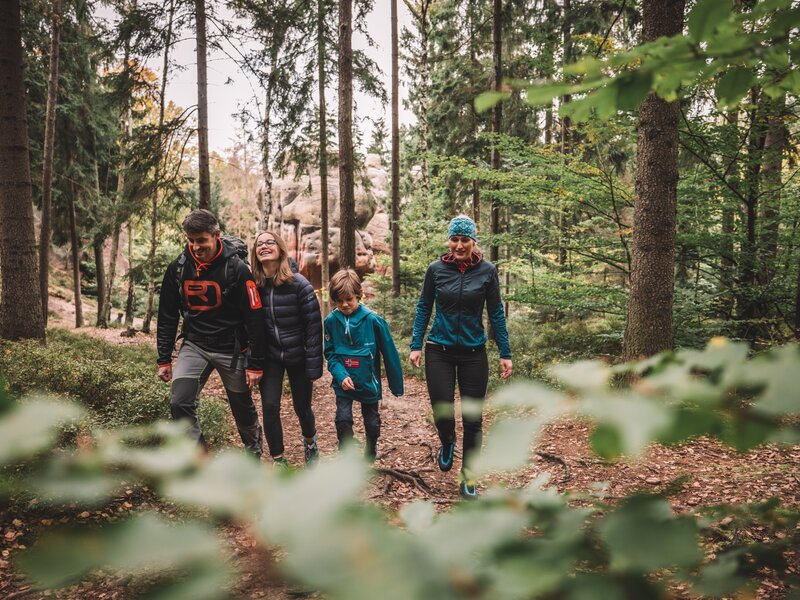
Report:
344,358,361,368
246,280,262,309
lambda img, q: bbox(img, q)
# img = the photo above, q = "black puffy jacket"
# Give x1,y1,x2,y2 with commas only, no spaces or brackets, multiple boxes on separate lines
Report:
258,273,323,379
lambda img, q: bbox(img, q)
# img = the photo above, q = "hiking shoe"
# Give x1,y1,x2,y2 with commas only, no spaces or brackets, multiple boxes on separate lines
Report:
273,456,290,470
437,441,455,472
459,470,478,499
304,436,319,464
365,437,378,463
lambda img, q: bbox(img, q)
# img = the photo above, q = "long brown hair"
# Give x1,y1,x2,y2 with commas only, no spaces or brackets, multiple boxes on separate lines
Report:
250,231,294,287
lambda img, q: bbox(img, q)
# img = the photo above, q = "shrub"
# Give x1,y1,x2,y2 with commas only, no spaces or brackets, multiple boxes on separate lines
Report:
0,331,231,446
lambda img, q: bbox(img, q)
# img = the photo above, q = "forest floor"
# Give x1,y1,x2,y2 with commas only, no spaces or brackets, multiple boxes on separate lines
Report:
1,292,799,599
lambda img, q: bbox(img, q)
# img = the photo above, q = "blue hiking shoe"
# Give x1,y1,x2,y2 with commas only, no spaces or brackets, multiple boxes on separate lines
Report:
459,469,478,499
304,436,319,464
437,441,455,472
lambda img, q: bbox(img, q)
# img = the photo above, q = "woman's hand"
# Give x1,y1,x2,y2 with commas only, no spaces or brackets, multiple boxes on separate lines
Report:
500,358,513,380
246,371,263,387
409,350,422,368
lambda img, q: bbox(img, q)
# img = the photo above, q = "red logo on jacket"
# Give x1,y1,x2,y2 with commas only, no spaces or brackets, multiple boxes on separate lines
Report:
344,358,360,368
184,280,222,311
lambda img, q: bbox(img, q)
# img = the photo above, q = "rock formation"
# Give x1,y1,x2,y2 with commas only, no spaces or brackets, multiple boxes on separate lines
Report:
264,154,389,288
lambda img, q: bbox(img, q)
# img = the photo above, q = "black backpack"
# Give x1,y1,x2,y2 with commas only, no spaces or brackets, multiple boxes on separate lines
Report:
175,236,249,310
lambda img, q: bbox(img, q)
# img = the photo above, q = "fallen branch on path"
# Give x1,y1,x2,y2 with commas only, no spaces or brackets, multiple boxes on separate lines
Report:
375,467,433,494
536,451,571,481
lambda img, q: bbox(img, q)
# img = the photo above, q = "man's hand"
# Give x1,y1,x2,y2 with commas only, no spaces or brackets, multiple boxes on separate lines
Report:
500,358,513,381
409,350,422,368
158,364,173,382
246,371,263,387
341,376,355,391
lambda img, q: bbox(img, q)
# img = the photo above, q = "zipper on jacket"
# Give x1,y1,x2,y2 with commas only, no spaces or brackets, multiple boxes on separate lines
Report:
456,269,465,346
269,285,285,362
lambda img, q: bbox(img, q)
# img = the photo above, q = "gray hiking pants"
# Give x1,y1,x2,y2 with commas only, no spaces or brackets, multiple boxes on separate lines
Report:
171,340,263,456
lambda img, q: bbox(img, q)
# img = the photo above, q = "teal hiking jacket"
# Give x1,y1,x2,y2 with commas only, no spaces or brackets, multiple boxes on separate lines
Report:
324,305,404,403
410,253,512,358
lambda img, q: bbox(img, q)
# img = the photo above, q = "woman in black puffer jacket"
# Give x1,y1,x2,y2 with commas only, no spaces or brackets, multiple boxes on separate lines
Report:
250,231,323,466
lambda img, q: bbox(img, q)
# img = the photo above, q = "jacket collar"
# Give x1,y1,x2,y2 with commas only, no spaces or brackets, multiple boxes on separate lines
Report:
332,304,369,325
187,240,224,274
441,251,482,272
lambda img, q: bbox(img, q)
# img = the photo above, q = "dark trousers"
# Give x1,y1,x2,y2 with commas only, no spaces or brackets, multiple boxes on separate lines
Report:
259,358,316,457
335,396,381,444
171,341,263,456
424,343,488,469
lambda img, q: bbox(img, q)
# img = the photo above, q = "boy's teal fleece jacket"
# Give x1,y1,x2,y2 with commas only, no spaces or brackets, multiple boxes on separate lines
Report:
324,305,404,403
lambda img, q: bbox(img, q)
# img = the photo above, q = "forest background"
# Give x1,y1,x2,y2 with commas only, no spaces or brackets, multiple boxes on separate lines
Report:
0,0,799,598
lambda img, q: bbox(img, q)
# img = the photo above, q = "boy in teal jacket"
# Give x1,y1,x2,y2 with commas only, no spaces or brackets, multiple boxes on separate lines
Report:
324,269,404,461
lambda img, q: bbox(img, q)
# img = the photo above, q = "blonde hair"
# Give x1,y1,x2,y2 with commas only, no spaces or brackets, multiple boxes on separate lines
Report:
250,231,294,287
329,268,362,302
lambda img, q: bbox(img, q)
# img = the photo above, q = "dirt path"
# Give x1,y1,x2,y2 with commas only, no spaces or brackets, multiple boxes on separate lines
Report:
2,308,798,599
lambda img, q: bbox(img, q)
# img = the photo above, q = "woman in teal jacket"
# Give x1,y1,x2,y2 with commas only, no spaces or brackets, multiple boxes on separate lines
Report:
324,269,404,460
410,215,512,497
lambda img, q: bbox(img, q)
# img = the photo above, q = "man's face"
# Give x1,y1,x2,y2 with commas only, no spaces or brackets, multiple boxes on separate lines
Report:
334,294,359,316
186,230,220,261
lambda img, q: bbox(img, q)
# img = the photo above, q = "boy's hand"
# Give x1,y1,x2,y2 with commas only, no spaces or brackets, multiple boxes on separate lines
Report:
500,358,513,380
341,376,355,391
409,350,422,368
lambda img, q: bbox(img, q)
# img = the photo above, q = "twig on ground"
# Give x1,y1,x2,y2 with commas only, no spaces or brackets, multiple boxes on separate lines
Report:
375,467,432,494
536,451,571,481
4,587,34,600
376,446,397,461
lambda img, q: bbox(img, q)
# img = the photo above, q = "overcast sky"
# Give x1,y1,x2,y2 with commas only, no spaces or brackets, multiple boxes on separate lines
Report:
148,1,414,153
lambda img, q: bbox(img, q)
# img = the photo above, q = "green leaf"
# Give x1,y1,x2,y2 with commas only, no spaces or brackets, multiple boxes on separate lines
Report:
715,67,756,108
549,360,611,391
615,71,653,111
734,345,800,416
399,500,435,533
475,91,510,114
19,514,227,590
599,495,702,572
582,393,672,457
688,0,731,42
472,416,542,476
0,396,82,465
779,70,800,93
693,551,748,596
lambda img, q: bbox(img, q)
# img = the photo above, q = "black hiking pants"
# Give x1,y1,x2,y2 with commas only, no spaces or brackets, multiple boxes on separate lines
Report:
259,358,316,457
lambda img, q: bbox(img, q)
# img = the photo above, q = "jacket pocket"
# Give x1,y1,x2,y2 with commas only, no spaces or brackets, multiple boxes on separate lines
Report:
335,346,379,398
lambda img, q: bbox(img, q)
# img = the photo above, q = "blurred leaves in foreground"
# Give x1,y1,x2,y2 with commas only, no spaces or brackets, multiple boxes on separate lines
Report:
2,339,799,598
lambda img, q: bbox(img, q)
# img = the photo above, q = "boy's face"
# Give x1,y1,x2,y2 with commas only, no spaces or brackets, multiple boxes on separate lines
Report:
334,293,359,316
186,230,220,261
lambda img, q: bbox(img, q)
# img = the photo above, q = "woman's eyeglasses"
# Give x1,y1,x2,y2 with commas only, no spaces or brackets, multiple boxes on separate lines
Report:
256,239,278,247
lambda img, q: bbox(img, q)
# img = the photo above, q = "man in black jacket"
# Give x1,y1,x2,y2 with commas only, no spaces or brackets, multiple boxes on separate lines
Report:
157,209,265,455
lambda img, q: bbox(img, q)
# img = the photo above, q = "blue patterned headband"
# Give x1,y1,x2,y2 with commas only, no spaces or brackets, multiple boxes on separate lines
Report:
447,216,478,242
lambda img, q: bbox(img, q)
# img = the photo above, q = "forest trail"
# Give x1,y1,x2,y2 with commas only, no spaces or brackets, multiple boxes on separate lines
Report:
36,296,800,599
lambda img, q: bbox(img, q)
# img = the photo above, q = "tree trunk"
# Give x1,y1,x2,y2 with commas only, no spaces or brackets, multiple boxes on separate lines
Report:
390,0,401,297
195,0,210,210
557,0,572,268
105,223,121,324
757,93,785,282
318,0,330,312
260,87,273,231
338,0,355,269
622,0,685,361
94,237,106,327
124,223,135,327
68,183,83,328
38,0,62,326
142,0,175,333
489,0,502,264
0,0,45,340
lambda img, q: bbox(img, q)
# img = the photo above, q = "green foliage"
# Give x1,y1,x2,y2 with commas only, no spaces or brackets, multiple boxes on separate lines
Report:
2,340,798,599
0,330,230,444
476,0,800,119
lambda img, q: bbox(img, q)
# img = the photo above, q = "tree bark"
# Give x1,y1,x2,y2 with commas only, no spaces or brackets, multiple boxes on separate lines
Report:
93,238,106,326
757,93,785,282
391,0,401,297
39,0,62,326
338,0,355,269
622,0,685,361
68,183,83,328
318,0,330,312
195,0,210,210
0,0,45,340
260,87,273,231
124,222,135,327
142,0,175,333
489,0,502,264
